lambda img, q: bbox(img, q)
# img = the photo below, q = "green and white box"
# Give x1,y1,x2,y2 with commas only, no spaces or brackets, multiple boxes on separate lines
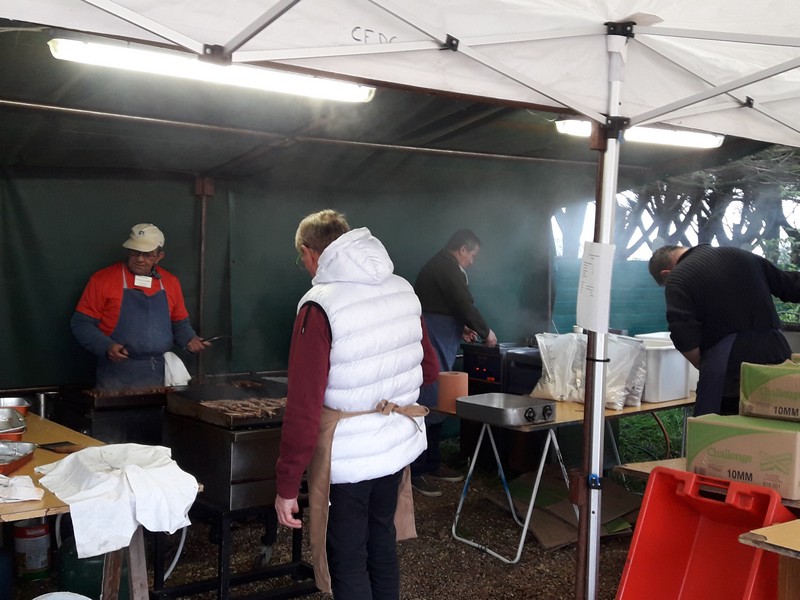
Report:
740,360,800,422
687,414,800,500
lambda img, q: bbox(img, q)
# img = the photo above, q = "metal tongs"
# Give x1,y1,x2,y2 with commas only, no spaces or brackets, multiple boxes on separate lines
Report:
202,334,232,343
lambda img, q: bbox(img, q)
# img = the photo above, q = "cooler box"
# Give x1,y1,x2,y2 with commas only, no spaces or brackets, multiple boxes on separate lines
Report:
616,467,795,600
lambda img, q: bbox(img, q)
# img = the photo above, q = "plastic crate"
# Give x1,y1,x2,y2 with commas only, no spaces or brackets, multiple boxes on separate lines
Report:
616,467,796,600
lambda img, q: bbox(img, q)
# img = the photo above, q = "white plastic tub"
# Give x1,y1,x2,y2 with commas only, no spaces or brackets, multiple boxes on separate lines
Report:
635,332,698,393
634,336,690,402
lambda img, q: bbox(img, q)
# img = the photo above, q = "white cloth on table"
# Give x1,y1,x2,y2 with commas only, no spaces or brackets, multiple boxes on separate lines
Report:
0,475,44,502
36,444,198,558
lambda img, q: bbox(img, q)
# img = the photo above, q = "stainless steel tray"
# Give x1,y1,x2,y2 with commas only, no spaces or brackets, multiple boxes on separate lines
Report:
0,441,36,474
0,408,25,433
0,397,30,415
456,393,556,427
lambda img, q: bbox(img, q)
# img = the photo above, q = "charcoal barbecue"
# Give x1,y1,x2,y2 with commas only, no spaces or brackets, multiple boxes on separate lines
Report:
156,377,316,599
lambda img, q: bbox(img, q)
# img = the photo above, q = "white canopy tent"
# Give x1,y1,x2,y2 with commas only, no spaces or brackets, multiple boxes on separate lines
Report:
4,0,800,146
4,1,800,597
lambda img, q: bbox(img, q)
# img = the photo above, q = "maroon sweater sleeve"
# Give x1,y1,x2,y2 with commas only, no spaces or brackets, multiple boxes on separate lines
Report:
275,303,331,500
420,318,439,385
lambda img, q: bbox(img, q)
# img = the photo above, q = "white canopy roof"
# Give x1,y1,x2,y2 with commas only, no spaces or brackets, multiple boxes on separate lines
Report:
4,0,800,147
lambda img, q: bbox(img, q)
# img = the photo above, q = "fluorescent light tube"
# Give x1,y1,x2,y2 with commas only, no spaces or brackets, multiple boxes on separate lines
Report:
624,126,724,148
555,119,593,138
555,119,724,149
48,38,375,103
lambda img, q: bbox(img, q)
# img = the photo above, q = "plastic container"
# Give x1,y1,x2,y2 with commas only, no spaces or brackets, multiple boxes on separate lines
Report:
616,467,796,600
633,336,690,402
56,536,129,600
635,332,699,392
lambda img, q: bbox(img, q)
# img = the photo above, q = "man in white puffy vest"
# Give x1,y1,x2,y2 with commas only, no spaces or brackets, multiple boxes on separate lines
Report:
274,209,438,599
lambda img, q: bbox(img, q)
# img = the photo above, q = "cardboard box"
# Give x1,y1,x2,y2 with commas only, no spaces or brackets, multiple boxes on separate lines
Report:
740,360,800,422
741,520,800,600
687,414,800,500
500,466,640,550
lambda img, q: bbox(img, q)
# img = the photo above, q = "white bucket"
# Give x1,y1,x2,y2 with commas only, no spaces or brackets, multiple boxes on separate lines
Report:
33,594,93,600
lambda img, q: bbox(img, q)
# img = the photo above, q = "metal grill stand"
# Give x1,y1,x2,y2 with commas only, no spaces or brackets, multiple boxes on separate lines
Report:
155,378,316,599
452,423,573,564
151,498,316,599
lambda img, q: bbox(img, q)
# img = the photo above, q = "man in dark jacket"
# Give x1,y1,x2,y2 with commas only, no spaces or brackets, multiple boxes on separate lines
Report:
412,228,497,496
649,244,800,415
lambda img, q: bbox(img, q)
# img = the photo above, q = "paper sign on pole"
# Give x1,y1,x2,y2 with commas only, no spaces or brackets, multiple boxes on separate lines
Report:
576,241,615,333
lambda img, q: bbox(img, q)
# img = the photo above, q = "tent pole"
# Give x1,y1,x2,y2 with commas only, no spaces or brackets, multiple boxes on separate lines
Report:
194,176,214,383
575,23,629,600
574,149,606,599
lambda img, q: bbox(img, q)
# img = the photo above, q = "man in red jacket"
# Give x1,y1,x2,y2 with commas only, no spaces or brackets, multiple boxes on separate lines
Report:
71,223,208,391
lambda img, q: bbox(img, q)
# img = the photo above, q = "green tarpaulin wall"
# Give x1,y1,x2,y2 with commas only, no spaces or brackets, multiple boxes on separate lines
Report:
1,162,666,390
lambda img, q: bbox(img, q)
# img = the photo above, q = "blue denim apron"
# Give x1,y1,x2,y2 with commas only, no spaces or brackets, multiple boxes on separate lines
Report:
694,332,736,416
95,266,173,390
418,312,464,425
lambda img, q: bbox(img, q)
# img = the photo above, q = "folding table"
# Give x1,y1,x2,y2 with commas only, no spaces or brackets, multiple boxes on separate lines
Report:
451,394,695,563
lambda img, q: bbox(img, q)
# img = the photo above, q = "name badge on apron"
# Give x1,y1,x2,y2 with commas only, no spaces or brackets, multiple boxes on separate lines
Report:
133,275,153,288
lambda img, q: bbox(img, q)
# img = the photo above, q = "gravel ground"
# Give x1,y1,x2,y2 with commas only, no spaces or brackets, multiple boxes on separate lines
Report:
15,466,633,600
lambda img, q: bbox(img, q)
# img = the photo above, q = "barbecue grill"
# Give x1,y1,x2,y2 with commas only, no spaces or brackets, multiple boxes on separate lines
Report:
54,385,167,445
156,377,316,599
164,378,288,512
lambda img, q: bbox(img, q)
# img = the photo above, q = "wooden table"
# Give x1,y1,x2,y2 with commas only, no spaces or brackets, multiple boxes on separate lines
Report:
614,456,800,510
0,413,103,523
451,394,695,563
740,520,800,600
0,414,146,600
614,457,687,479
437,394,695,429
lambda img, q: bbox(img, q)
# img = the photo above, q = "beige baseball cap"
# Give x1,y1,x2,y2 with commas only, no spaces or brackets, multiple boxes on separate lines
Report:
122,223,165,252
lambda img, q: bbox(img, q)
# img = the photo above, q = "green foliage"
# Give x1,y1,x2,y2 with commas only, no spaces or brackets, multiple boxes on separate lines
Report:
762,237,800,323
612,408,688,494
618,408,686,464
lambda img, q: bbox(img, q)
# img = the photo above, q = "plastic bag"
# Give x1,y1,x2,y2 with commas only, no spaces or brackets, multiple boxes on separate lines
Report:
532,332,646,410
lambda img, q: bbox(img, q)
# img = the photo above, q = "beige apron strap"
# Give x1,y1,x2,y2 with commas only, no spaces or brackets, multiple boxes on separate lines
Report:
394,465,417,540
306,406,340,594
306,401,429,593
